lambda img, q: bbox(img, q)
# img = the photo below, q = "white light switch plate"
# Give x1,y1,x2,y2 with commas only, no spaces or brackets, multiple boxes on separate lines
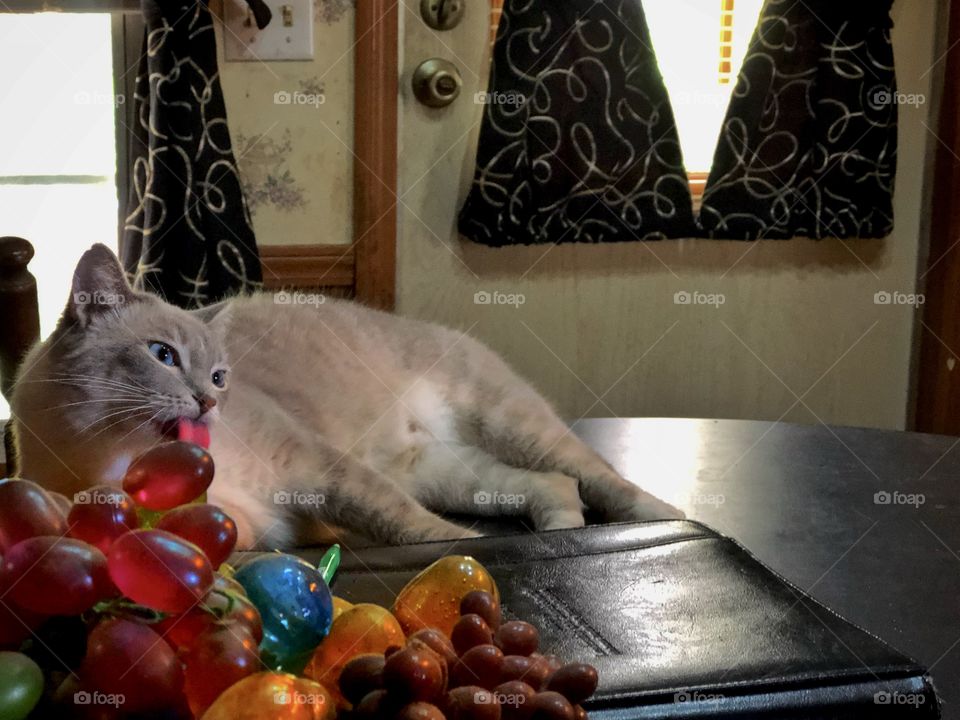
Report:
223,0,314,62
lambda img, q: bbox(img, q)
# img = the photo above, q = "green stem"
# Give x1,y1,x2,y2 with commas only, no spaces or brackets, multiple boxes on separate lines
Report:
318,544,341,585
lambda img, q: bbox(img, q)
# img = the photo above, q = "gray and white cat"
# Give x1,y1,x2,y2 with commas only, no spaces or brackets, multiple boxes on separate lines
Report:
11,245,681,549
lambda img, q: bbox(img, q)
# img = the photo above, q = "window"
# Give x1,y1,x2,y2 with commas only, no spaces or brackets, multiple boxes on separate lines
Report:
645,0,765,173
0,12,119,416
486,0,765,204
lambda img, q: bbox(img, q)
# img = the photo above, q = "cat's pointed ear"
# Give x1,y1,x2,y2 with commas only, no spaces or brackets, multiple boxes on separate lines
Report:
67,244,136,326
191,299,230,324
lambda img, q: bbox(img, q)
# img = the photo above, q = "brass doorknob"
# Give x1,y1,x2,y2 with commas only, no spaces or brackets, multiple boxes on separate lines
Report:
412,58,462,108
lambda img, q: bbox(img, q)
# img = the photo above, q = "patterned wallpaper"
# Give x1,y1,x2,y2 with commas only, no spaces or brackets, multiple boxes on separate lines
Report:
213,0,356,246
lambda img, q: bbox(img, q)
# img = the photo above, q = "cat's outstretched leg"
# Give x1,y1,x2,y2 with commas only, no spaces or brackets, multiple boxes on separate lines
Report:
453,376,683,522
313,455,481,544
408,442,585,531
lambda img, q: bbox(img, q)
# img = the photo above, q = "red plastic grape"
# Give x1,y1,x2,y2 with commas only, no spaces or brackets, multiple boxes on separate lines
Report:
2,536,112,615
451,644,504,690
495,621,539,656
544,663,599,705
500,656,534,685
182,624,260,717
67,485,139,554
408,629,456,663
46,491,74,517
452,614,494,655
0,595,44,650
530,691,574,720
397,702,447,720
339,653,386,705
122,442,214,511
107,529,213,613
494,680,536,720
460,590,501,631
444,686,502,720
155,504,237,568
0,480,67,551
81,617,184,713
156,587,262,650
354,689,398,718
383,642,447,703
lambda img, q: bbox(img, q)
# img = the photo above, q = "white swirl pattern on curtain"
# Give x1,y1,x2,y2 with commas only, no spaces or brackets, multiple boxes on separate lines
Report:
460,0,897,244
700,0,897,239
458,0,696,246
122,1,262,308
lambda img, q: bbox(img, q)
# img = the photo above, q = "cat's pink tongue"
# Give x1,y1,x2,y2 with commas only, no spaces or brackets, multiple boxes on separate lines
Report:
177,418,210,450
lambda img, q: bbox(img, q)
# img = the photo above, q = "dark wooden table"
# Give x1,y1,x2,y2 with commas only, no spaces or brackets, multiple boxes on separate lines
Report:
567,418,960,717
3,416,957,712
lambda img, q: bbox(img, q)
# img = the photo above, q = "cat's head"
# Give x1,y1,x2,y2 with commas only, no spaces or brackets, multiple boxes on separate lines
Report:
14,245,231,458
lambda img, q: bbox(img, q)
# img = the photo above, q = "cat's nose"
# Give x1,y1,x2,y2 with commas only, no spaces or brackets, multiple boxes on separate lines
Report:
195,394,217,415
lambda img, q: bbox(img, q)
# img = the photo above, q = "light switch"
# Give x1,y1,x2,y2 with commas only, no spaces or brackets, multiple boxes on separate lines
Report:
223,0,314,62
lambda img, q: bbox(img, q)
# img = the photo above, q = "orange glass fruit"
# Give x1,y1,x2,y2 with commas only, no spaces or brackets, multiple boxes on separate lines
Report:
392,556,499,637
304,603,405,707
199,672,335,719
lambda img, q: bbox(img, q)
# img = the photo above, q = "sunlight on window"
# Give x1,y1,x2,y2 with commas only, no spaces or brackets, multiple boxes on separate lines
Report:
644,0,765,172
0,13,118,417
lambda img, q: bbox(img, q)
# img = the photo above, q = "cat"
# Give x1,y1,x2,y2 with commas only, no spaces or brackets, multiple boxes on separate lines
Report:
11,245,682,549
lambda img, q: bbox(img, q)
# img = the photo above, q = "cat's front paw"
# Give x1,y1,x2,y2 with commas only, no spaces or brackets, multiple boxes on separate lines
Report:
625,492,686,521
405,520,481,543
538,509,586,532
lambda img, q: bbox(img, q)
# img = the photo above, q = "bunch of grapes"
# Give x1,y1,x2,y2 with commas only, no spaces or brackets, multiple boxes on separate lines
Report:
340,590,598,720
0,442,261,719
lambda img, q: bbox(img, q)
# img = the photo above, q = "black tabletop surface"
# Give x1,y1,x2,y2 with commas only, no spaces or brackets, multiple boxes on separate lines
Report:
565,418,960,717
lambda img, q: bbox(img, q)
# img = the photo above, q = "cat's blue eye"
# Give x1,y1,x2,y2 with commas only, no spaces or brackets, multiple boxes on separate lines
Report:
148,341,180,368
212,370,226,388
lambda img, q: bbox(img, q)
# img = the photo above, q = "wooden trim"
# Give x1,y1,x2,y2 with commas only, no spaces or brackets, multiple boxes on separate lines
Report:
688,171,708,213
0,1,139,11
914,0,960,434
353,0,398,311
259,244,355,290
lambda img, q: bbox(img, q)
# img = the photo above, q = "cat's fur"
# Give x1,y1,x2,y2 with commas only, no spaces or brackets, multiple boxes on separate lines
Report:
11,245,681,548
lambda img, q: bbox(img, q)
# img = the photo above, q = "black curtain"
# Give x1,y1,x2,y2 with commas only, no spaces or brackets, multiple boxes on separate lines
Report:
699,0,898,240
458,0,696,246
460,0,898,244
122,0,262,308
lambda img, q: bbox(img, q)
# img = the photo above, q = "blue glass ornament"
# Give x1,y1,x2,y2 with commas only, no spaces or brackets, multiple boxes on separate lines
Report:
234,553,334,674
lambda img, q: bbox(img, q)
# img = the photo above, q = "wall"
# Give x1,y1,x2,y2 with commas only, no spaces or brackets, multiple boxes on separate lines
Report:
217,1,939,430
215,0,355,247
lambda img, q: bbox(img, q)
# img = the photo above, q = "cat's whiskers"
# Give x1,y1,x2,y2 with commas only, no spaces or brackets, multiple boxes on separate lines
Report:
79,408,157,443
39,377,152,395
77,403,157,437
47,396,145,411
47,371,156,393
114,407,168,445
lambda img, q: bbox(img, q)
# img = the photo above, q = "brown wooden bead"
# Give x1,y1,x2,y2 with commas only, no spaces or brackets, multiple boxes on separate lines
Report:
495,621,539,657
452,613,494,655
460,590,501,631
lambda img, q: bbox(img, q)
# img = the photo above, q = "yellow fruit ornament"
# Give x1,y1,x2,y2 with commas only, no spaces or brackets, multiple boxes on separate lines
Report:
304,603,405,707
331,596,354,621
200,672,335,720
392,555,499,636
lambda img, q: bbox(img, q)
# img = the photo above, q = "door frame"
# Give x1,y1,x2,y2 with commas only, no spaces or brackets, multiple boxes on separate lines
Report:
263,1,398,309
913,0,960,434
